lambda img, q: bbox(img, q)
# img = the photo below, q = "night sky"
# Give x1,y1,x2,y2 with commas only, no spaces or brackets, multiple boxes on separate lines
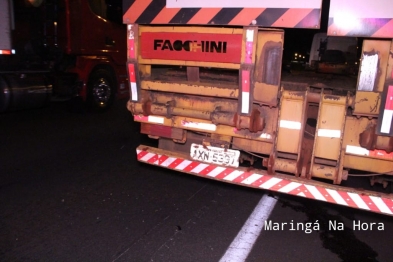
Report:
282,0,330,60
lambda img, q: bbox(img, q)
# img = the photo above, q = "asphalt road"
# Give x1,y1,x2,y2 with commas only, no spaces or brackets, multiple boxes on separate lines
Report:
1,99,392,262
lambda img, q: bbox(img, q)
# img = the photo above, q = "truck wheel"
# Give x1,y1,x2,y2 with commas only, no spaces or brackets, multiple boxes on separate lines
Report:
87,69,115,111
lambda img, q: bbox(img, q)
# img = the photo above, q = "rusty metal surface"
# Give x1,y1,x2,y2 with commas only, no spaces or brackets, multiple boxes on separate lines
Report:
232,137,273,155
130,100,266,133
141,80,238,98
253,30,283,106
148,91,238,112
276,90,307,154
343,117,393,173
359,124,393,153
253,82,279,106
353,40,392,116
353,91,381,116
313,94,347,161
344,154,393,174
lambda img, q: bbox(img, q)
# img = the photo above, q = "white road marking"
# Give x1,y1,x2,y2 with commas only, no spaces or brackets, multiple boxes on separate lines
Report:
219,195,278,262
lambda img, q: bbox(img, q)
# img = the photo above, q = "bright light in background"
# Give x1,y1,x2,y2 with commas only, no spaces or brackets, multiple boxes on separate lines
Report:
334,12,360,31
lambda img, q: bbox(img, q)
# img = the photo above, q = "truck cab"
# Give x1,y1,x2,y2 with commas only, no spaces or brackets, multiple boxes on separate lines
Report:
0,0,128,112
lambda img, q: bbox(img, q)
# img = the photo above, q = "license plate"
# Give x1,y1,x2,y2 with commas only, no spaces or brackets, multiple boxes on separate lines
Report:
190,143,240,168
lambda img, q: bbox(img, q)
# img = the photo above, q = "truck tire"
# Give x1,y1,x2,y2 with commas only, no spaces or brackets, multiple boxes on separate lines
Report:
87,69,115,111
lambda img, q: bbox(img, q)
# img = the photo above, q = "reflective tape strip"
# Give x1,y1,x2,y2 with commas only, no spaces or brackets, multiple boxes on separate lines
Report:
279,120,301,130
130,83,137,101
246,29,254,42
348,192,370,211
278,181,302,193
190,163,209,173
370,196,393,215
134,115,165,124
0,49,14,55
242,174,263,185
245,30,254,64
128,64,136,82
259,177,282,189
241,70,250,114
139,152,156,162
242,31,253,114
380,86,393,133
207,166,227,177
326,188,347,205
174,159,193,170
233,128,272,140
161,157,177,167
128,63,138,101
317,129,341,138
345,145,369,156
385,85,393,110
127,24,136,59
224,170,244,181
181,120,217,131
368,150,393,159
241,92,250,114
148,116,165,124
136,147,393,215
260,133,272,139
346,145,393,159
305,185,327,201
381,110,393,133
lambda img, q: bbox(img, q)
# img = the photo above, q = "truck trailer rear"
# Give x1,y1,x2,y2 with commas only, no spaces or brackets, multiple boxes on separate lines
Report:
123,0,393,216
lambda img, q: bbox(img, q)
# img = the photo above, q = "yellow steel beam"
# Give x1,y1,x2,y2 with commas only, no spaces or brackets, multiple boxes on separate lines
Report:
141,80,239,98
133,114,274,145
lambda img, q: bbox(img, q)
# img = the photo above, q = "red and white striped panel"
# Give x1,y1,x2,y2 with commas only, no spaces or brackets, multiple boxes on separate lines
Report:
241,70,250,114
134,115,164,124
137,146,393,216
380,85,393,134
128,63,138,101
245,29,254,64
127,25,136,59
346,145,393,159
240,29,254,114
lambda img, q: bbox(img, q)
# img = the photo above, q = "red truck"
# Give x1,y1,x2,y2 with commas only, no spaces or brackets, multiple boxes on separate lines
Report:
0,0,128,112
